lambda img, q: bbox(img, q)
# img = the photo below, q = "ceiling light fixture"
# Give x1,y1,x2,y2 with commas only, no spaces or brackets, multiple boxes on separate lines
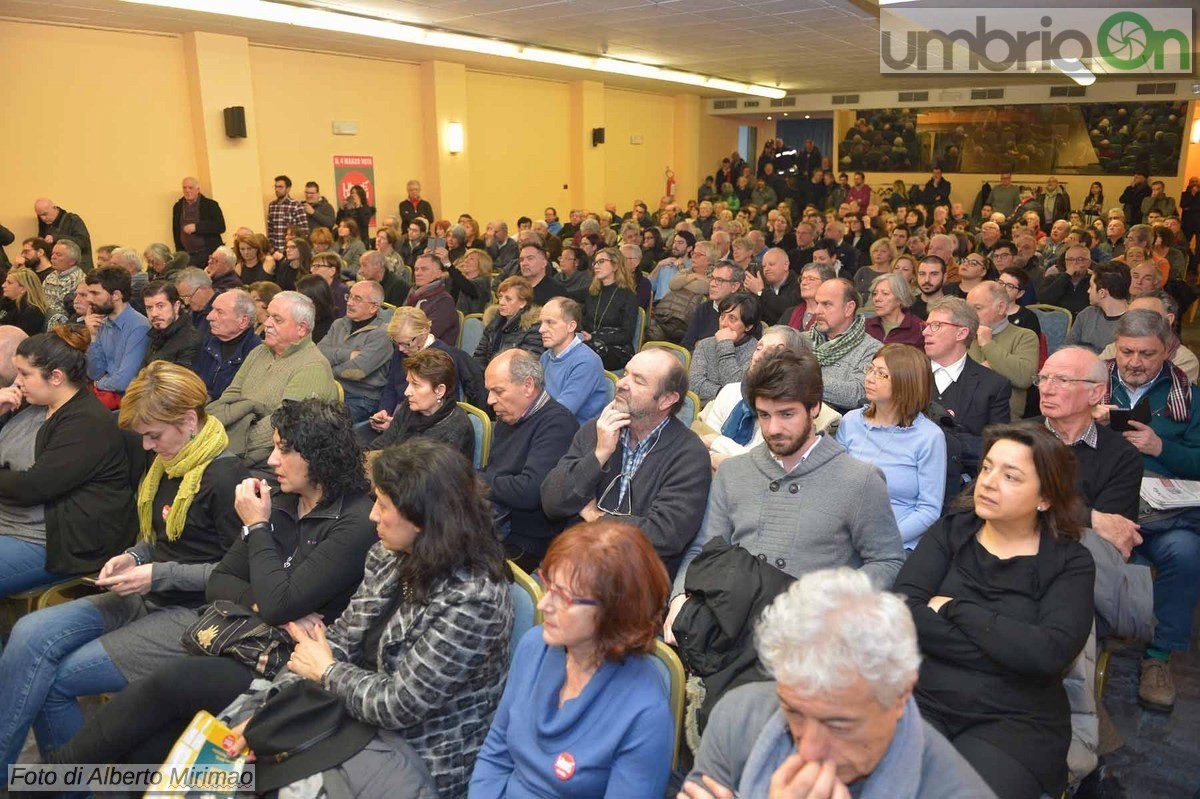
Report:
119,0,786,98
1051,57,1096,87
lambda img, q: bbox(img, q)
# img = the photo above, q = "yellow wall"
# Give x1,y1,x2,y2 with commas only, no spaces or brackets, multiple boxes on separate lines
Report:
249,46,425,230
465,71,571,225
0,22,197,249
699,116,743,190
603,88,676,210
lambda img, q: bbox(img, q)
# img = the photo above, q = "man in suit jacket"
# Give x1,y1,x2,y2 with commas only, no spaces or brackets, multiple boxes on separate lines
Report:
922,296,1011,476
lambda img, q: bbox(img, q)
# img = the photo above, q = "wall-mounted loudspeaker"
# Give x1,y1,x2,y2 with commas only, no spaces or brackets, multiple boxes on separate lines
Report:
592,127,605,146
223,106,247,139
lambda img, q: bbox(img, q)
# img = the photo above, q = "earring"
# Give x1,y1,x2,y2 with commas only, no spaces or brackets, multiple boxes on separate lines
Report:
1037,504,1047,512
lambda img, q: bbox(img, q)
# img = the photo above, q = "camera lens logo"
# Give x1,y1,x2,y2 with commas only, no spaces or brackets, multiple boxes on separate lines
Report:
1097,11,1190,71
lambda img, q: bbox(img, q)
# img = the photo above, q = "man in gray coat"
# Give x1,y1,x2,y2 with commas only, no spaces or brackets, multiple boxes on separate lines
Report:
317,281,393,422
681,569,995,799
665,348,904,639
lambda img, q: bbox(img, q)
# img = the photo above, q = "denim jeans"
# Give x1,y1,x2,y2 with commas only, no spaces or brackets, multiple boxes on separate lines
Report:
1134,508,1200,653
0,537,68,597
0,598,129,767
342,393,379,424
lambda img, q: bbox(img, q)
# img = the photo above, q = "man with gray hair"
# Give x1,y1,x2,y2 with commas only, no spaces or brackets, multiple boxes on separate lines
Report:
682,568,993,799
34,198,93,271
172,177,226,267
358,250,408,307
1098,309,1200,712
922,296,1010,475
681,248,742,350
481,348,579,570
966,282,1038,418
1098,291,1199,383
486,220,519,274
208,291,336,476
108,247,147,315
694,326,841,470
42,239,86,329
193,289,260,400
204,245,242,292
317,280,393,422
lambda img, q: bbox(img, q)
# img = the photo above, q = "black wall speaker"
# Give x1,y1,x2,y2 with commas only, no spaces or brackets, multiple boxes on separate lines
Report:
592,127,605,147
223,106,247,139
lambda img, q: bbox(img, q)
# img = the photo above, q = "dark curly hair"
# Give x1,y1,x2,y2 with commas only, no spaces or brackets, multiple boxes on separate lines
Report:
370,438,508,604
271,399,368,505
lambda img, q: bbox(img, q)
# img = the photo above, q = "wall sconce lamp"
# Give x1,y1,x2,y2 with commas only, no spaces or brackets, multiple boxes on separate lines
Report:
446,122,464,154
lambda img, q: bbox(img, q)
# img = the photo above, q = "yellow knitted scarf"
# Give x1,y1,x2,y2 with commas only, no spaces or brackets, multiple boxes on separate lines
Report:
138,415,229,542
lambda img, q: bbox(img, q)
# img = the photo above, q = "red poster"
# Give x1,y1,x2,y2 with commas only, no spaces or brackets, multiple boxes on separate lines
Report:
333,155,376,227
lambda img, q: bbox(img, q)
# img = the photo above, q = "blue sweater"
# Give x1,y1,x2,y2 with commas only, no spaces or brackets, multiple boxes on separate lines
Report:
540,337,608,425
469,627,673,799
836,409,946,549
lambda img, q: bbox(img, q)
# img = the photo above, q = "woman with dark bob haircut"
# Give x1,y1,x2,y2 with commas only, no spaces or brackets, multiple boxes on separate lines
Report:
894,422,1094,799
368,347,473,459
470,520,674,797
47,398,378,768
0,325,136,597
222,439,512,797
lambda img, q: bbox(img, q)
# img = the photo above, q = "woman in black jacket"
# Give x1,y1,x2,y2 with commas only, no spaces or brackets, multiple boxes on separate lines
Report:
0,361,244,768
472,275,544,370
336,184,375,247
0,267,49,335
582,247,640,371
893,423,1094,799
0,326,136,595
48,398,377,768
368,348,474,461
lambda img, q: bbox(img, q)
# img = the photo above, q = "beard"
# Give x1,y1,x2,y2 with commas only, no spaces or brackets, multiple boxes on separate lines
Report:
764,413,814,459
90,301,114,316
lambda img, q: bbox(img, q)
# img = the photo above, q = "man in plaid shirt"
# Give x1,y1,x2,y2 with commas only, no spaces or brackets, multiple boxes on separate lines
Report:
266,175,308,258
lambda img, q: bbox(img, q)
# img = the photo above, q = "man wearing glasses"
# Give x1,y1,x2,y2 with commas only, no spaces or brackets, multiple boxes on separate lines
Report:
923,297,1010,476
683,259,743,352
1096,310,1200,713
317,281,393,422
1040,244,1094,317
541,348,711,578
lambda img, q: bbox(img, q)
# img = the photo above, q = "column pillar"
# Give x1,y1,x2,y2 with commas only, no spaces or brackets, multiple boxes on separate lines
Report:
672,94,702,204
569,80,606,211
181,32,262,232
419,60,470,220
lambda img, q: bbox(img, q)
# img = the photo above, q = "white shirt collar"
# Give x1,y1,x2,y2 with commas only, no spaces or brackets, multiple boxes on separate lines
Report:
933,352,969,382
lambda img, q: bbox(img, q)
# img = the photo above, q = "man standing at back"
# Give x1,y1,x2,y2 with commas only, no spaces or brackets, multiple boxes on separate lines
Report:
172,177,226,267
34,198,93,271
399,180,435,228
302,181,336,232
266,175,308,258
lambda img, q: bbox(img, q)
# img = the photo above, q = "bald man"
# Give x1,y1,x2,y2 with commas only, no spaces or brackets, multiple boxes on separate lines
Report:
172,177,227,267
34,198,92,271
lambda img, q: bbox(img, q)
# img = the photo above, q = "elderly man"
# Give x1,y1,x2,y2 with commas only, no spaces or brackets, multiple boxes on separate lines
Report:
317,280,393,422
807,278,881,413
1099,291,1198,383
172,177,225,266
695,325,841,467
1129,260,1163,298
486,220,519,275
204,246,242,292
398,179,435,228
192,289,261,401
34,198,93,271
1099,310,1200,712
356,250,406,308
83,266,150,406
1042,219,1072,263
42,239,87,328
405,252,459,345
207,291,336,475
482,349,579,571
977,220,1003,255
141,279,201,369
1040,246,1092,318
681,569,991,799
787,221,817,273
743,247,800,326
923,297,1011,476
175,267,217,338
538,297,608,425
541,348,711,576
966,282,1038,418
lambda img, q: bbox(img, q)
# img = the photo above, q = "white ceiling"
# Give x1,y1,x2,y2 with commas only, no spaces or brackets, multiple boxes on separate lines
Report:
3,0,1196,95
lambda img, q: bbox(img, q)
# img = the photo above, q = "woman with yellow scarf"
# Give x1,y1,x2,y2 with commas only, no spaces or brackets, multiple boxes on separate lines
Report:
0,362,246,768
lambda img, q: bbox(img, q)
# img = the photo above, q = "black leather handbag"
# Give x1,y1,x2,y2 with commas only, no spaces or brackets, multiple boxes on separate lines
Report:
182,600,293,678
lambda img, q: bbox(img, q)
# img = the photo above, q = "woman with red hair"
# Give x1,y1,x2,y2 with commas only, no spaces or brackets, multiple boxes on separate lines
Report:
469,521,674,797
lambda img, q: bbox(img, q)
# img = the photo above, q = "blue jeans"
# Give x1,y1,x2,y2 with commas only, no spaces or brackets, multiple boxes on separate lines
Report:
342,393,379,424
0,537,70,597
0,598,128,767
1134,508,1200,653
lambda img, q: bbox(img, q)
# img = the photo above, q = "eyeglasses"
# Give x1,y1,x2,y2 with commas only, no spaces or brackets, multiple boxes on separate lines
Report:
534,569,598,608
864,365,891,380
347,294,378,305
1031,374,1101,388
999,281,1021,291
922,320,967,333
592,257,614,266
1065,256,1092,263
708,276,737,285
964,259,987,268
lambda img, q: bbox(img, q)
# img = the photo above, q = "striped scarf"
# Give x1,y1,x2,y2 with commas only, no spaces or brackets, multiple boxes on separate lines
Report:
1103,358,1191,423
808,313,867,367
